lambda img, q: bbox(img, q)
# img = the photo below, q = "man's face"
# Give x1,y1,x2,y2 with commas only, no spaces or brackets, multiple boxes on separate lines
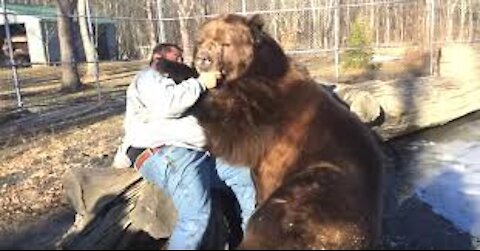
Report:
154,48,183,63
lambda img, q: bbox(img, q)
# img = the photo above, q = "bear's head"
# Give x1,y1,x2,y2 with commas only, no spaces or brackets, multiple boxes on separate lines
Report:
193,14,289,84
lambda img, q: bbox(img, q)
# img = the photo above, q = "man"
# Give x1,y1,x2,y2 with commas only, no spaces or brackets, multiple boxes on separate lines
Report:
113,44,256,250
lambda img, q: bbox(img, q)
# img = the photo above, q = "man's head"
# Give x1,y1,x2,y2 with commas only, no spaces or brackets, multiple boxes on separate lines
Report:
150,43,183,66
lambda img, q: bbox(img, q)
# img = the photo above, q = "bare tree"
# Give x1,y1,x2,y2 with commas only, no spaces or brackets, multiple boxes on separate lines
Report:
446,0,460,41
458,0,467,40
375,2,380,46
9,0,480,61
468,0,474,41
400,4,405,42
78,0,98,80
370,0,377,45
324,0,335,49
385,3,391,44
175,0,195,58
146,0,158,50
271,0,279,42
56,0,82,92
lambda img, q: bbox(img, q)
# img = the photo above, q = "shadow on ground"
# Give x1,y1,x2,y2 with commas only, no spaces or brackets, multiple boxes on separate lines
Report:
0,85,127,149
0,207,75,250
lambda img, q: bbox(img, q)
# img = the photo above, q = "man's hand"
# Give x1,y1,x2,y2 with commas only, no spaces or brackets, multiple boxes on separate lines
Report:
198,71,222,89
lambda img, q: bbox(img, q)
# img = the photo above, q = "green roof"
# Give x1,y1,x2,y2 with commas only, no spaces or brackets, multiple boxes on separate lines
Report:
4,3,114,24
5,3,57,20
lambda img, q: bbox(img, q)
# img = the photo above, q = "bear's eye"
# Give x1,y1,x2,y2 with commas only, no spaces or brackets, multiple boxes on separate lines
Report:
221,43,231,47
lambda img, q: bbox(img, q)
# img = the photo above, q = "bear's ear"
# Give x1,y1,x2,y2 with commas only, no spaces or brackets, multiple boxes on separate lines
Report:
248,14,265,45
248,14,264,31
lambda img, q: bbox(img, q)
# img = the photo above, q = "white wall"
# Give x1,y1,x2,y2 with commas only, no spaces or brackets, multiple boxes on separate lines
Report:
24,17,47,64
0,10,47,65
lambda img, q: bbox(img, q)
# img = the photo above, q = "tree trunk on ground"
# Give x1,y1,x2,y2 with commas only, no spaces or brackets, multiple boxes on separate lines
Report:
59,168,231,250
331,76,480,140
327,44,480,140
56,0,82,92
58,168,175,250
78,0,98,81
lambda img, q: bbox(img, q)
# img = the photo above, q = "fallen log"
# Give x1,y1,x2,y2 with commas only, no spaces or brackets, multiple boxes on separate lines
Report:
329,75,480,141
327,44,480,141
58,168,175,250
59,167,232,250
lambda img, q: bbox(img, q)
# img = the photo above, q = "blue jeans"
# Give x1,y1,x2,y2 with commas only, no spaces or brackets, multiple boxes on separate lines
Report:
138,146,256,250
211,158,256,232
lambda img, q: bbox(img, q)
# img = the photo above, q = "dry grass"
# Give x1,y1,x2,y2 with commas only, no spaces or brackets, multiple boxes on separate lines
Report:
293,47,431,84
0,61,144,238
0,61,146,113
0,115,124,236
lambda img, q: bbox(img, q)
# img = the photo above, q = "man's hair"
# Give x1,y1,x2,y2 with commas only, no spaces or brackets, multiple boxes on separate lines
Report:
150,43,183,65
152,43,183,56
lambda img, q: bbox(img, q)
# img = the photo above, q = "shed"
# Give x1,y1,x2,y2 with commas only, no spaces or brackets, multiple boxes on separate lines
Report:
0,3,117,66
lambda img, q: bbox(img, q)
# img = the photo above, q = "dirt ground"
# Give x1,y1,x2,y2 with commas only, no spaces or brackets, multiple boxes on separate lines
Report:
0,61,137,248
0,115,124,248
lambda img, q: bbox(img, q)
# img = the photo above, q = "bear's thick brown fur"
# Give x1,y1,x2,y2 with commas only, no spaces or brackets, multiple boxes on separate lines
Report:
192,14,384,250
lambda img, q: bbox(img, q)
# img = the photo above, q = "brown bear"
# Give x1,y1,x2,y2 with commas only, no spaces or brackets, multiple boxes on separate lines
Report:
191,14,385,250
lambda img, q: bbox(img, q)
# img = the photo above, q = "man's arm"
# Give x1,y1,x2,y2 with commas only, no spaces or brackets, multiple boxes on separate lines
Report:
136,70,218,118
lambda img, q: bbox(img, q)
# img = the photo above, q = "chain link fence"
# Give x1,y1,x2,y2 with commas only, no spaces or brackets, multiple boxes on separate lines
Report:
1,0,480,111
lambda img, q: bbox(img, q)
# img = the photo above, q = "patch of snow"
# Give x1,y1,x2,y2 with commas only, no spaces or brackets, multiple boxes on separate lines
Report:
414,141,480,236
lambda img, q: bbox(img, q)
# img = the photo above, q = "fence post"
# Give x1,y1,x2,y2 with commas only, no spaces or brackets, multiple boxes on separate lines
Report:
242,0,247,14
2,0,23,108
157,0,166,43
334,0,340,83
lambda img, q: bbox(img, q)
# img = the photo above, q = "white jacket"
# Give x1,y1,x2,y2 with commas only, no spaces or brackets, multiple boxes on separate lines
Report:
113,67,207,168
